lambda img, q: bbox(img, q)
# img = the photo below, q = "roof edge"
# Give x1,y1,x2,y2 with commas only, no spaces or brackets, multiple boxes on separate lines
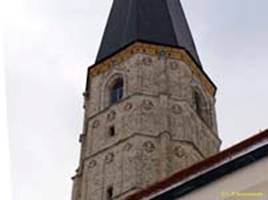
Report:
126,129,268,199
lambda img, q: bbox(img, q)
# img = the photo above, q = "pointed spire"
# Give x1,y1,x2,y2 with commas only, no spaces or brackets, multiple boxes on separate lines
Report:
96,0,202,68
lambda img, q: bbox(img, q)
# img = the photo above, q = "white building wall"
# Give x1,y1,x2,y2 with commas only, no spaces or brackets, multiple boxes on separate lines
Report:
176,156,268,200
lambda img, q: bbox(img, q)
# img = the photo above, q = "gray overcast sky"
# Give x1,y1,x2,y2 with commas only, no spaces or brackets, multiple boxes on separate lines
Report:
4,0,268,200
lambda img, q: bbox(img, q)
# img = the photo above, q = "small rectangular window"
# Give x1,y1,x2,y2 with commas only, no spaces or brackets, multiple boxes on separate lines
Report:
109,126,115,137
107,186,113,200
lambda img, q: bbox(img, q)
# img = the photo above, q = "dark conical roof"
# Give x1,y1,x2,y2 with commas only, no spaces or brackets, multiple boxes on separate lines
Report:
96,0,202,68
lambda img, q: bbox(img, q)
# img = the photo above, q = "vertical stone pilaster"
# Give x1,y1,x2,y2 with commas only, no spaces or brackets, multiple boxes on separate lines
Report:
159,94,169,131
159,131,172,179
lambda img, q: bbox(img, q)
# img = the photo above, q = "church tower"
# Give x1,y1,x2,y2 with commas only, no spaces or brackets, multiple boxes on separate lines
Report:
71,0,221,200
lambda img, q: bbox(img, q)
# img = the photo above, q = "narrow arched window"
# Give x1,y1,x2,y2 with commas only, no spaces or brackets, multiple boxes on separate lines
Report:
193,89,213,128
193,91,202,118
110,78,123,104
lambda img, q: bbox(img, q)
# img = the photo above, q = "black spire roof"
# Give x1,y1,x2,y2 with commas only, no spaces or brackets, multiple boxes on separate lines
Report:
96,0,202,68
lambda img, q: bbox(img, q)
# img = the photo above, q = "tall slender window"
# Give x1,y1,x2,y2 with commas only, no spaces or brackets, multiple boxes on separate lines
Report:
193,91,202,118
110,78,123,104
193,90,212,127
